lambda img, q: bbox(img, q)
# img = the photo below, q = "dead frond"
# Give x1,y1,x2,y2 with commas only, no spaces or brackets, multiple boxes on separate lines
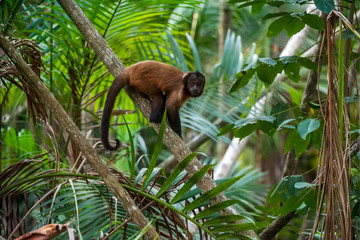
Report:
0,38,47,122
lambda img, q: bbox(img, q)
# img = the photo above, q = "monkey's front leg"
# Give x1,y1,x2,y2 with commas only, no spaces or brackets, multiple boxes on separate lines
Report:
149,94,165,123
166,106,182,138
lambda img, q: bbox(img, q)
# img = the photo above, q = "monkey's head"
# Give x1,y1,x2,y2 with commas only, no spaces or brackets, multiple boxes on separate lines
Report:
184,71,206,97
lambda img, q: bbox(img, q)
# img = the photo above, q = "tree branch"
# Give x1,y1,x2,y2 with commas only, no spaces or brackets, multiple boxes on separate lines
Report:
0,33,160,239
259,211,296,240
158,118,227,173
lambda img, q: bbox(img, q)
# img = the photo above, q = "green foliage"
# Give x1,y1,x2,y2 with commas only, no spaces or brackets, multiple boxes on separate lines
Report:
156,152,204,197
266,12,324,38
1,127,40,169
297,118,320,140
123,116,136,182
183,174,244,212
284,130,311,157
194,200,241,220
264,175,316,216
218,116,277,139
1,155,266,239
230,56,316,93
314,0,335,14
170,163,215,204
142,110,167,190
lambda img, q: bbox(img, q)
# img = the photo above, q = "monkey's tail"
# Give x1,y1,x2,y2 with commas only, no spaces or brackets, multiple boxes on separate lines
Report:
101,74,127,151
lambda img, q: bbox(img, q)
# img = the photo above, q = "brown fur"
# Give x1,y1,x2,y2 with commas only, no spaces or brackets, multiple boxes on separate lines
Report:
101,60,205,150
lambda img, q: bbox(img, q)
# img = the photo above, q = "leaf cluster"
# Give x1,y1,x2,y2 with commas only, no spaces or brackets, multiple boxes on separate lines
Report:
263,175,316,216
229,56,316,93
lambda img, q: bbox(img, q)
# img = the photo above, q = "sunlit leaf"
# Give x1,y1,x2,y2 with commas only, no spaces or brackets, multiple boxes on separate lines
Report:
314,0,335,14
297,118,320,140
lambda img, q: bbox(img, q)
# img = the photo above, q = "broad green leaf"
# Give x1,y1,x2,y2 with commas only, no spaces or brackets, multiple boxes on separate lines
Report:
284,130,297,154
230,68,256,93
257,116,276,135
203,215,246,227
283,82,302,105
258,58,277,66
182,175,243,212
262,12,289,20
251,2,265,15
193,200,240,220
279,55,298,64
297,118,320,140
284,62,300,82
267,15,291,38
267,178,287,206
285,130,311,157
287,175,304,196
294,134,311,157
301,14,324,30
171,164,215,204
156,152,202,197
294,182,314,189
285,17,305,37
233,118,258,139
267,1,284,7
217,124,235,137
258,116,276,124
314,0,335,14
233,125,257,139
210,222,268,233
277,118,296,130
256,64,280,85
298,57,317,71
270,103,289,125
304,188,317,209
280,194,304,215
234,117,258,128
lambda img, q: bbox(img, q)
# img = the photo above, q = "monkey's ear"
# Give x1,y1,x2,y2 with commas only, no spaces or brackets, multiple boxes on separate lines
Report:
183,72,191,83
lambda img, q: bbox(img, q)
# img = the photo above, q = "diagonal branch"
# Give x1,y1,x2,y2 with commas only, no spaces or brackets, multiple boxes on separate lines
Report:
0,33,160,239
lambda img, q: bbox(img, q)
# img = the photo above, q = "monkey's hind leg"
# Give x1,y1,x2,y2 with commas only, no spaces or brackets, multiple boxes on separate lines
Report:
149,94,166,123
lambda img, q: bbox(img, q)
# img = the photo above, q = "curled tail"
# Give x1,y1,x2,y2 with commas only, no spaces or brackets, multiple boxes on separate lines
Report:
101,74,127,150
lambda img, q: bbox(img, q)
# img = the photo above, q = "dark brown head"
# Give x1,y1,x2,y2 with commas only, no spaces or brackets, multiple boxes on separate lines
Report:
184,71,206,97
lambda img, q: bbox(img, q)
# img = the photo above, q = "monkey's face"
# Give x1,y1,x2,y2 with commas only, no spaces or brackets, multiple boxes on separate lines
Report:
185,72,206,97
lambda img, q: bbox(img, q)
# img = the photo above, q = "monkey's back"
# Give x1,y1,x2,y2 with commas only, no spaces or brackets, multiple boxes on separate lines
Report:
125,61,185,97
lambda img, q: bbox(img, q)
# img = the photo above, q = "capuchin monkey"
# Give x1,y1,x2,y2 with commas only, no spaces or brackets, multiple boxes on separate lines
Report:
101,60,206,151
